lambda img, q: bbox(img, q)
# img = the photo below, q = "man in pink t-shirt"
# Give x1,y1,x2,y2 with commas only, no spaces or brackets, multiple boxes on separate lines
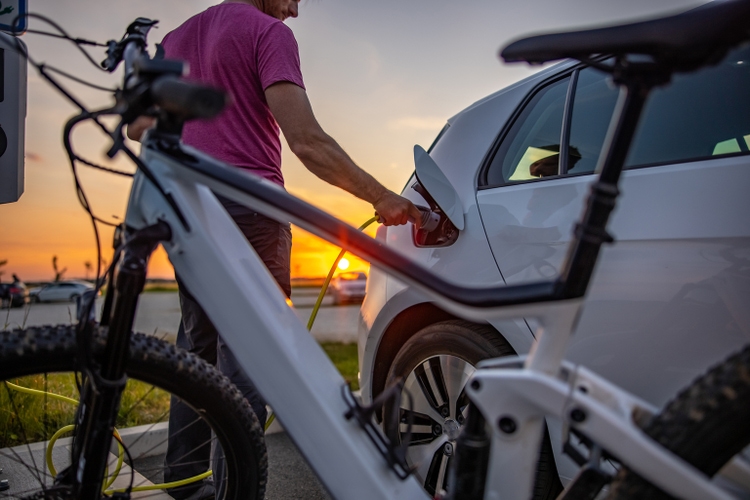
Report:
129,1,421,498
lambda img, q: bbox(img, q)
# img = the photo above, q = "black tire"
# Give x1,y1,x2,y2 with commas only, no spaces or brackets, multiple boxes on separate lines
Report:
383,320,563,499
607,344,750,499
0,324,267,499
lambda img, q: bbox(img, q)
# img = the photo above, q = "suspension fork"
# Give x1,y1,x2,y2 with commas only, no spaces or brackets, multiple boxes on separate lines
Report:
68,221,171,499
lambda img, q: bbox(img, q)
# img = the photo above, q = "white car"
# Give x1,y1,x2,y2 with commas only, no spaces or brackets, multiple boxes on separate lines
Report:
358,43,750,496
30,281,94,303
329,271,367,305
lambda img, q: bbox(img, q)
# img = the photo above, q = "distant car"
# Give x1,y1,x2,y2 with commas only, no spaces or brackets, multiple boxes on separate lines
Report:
30,281,94,303
0,279,29,308
329,272,367,305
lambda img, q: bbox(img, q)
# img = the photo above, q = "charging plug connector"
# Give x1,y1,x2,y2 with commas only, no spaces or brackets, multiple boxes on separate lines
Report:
417,206,440,232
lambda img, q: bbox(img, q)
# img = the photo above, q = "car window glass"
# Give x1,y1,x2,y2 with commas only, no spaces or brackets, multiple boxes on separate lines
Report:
567,67,620,175
626,45,750,167
485,76,570,186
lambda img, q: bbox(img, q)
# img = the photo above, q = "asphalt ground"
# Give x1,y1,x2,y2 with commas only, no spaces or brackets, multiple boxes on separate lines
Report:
1,288,360,344
131,432,331,500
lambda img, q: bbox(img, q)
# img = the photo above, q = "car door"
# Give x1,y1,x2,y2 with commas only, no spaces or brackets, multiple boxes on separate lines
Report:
45,283,70,301
47,284,67,301
476,46,750,408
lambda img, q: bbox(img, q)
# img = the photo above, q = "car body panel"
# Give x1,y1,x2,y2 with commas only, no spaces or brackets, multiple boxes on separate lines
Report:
33,281,93,303
0,280,29,308
330,272,367,303
476,156,750,406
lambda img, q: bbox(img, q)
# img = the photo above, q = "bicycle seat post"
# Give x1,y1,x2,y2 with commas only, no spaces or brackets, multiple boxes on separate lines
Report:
555,62,667,301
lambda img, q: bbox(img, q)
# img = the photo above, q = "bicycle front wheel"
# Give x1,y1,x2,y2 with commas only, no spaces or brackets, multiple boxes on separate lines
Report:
607,344,750,499
0,324,267,499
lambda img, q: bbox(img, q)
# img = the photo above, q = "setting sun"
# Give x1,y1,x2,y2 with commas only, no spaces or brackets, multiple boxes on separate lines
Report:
337,258,350,271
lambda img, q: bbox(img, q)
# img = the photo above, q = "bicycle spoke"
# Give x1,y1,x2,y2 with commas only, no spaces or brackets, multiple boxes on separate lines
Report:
1,382,47,490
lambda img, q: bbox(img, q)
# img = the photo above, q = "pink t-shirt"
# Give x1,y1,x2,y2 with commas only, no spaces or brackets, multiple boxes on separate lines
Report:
161,3,305,186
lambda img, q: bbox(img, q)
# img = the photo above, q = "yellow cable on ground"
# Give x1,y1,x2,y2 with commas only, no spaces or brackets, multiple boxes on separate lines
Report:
105,430,126,490
44,425,124,492
6,381,208,492
46,425,76,477
5,381,78,405
106,470,213,494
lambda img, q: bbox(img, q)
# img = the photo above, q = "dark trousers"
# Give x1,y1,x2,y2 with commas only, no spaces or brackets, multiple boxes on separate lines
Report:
164,197,292,499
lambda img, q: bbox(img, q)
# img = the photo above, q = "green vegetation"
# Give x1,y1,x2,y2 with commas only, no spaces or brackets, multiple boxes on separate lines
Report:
320,342,359,391
1,374,169,449
142,282,180,293
1,342,358,448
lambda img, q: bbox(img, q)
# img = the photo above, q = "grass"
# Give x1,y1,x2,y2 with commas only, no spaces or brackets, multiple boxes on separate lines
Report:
320,342,359,391
141,282,180,293
1,342,358,448
1,374,169,449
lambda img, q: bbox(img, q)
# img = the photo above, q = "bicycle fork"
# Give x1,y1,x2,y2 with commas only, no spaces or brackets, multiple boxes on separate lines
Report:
65,221,170,499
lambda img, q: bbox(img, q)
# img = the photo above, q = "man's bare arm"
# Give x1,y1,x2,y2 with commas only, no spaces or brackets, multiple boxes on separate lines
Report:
126,116,156,142
265,82,421,226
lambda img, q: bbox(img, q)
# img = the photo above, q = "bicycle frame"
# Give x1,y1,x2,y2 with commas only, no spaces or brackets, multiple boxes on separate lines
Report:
109,75,742,500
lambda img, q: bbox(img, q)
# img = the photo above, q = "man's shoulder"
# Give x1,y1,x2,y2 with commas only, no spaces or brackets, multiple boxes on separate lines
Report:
206,3,282,30
167,4,281,37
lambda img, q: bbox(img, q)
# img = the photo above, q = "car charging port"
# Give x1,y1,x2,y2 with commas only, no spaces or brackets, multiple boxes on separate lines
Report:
411,181,460,248
417,206,440,232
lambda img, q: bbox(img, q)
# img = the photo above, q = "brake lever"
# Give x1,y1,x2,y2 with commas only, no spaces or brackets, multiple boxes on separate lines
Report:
101,18,159,72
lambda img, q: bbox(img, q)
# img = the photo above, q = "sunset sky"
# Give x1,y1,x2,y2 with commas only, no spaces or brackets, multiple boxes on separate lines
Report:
0,0,703,282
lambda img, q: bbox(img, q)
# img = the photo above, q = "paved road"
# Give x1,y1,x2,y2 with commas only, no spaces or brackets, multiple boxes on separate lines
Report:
129,431,331,500
1,288,360,343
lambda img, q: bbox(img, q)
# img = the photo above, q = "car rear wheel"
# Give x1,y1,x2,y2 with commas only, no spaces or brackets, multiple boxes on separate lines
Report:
383,320,562,499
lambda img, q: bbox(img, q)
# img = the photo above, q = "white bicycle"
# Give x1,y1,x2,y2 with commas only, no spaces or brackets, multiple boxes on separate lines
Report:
1,1,750,499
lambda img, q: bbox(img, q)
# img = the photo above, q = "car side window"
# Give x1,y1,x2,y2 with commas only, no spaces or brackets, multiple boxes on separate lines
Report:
567,67,619,175
626,45,750,167
485,76,570,186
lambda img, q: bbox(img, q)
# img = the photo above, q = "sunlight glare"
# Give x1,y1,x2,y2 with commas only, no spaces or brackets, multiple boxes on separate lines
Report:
337,258,350,271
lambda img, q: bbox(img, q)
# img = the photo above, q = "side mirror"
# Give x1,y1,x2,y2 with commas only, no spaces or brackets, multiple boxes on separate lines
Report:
413,145,464,230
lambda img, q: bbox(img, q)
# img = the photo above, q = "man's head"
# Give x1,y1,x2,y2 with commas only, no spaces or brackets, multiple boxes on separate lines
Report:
224,0,300,21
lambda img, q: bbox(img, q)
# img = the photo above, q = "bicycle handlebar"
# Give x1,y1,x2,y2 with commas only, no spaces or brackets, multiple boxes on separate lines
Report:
150,77,228,120
102,18,227,123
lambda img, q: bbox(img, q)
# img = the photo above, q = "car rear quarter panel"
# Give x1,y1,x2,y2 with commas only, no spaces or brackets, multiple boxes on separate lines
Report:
358,67,567,404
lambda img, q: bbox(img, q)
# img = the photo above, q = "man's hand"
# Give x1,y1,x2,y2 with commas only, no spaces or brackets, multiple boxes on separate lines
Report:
266,82,423,228
126,116,156,142
373,191,423,227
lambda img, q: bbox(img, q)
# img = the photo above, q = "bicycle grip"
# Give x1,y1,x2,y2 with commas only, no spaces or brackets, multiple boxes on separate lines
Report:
150,76,228,120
